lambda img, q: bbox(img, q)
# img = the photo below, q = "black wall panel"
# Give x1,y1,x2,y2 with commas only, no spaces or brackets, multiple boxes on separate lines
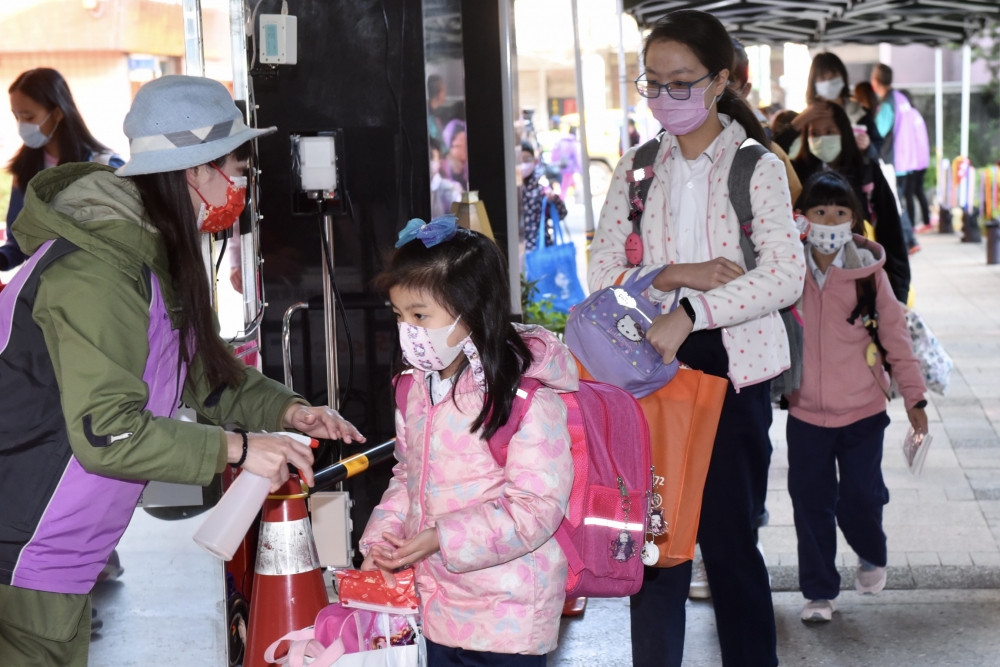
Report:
249,0,428,556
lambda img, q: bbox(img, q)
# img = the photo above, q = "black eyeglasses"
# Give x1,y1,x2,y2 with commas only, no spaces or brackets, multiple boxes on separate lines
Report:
635,72,717,101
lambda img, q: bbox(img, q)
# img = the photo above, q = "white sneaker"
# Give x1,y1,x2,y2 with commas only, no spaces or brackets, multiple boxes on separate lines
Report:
688,556,711,599
855,559,887,595
800,599,836,623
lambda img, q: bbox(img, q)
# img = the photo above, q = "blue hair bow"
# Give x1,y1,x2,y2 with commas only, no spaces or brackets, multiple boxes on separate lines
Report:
395,215,460,249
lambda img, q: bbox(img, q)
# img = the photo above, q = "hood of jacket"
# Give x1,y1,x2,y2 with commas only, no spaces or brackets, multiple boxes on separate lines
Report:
807,234,884,283
12,163,170,285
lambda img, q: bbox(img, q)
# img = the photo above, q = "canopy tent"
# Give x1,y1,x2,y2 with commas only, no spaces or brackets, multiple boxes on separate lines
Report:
623,0,999,45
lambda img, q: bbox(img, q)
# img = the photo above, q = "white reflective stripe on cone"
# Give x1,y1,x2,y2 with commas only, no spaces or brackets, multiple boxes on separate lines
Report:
255,517,322,575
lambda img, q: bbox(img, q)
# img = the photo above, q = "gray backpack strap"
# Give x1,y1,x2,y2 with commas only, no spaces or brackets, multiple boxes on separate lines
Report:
625,132,665,237
728,138,769,271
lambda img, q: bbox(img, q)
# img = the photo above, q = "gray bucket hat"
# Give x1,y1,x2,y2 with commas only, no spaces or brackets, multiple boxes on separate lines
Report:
116,75,276,177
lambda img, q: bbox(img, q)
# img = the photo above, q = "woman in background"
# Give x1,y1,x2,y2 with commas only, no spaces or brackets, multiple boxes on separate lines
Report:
4,68,123,271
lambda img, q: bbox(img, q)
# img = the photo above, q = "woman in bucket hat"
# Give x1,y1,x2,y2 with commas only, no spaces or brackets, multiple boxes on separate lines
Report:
0,76,365,666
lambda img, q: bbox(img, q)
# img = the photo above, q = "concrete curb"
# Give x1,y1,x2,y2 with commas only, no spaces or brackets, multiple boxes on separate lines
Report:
768,564,1000,591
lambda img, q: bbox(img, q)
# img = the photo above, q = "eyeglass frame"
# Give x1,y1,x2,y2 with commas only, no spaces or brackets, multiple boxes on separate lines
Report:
634,71,719,101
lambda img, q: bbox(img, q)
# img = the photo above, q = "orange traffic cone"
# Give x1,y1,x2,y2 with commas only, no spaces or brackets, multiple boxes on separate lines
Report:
243,475,330,667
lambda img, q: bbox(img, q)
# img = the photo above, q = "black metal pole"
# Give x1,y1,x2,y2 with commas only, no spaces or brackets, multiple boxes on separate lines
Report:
310,439,397,494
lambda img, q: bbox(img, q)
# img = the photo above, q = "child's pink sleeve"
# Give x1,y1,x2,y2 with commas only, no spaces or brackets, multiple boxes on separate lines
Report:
874,268,927,410
359,409,410,556
434,388,573,574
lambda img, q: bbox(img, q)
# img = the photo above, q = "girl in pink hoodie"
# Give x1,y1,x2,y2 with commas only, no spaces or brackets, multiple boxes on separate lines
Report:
359,218,576,665
787,172,927,624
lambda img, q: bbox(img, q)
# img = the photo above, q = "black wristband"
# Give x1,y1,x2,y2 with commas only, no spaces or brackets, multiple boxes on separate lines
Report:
914,400,928,410
678,297,697,325
230,429,248,469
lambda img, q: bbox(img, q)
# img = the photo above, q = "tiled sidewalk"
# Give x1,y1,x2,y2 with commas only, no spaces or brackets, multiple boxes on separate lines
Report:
761,232,1000,590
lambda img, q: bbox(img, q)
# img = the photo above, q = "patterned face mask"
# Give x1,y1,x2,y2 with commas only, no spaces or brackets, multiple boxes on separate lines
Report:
194,163,247,233
398,316,466,372
807,221,853,255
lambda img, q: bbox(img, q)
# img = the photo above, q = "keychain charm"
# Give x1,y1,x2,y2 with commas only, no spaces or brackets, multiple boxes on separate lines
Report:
641,541,660,566
648,508,667,538
611,530,637,562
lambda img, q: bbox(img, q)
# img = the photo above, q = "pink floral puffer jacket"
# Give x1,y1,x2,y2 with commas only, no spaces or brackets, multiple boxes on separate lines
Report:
360,326,576,655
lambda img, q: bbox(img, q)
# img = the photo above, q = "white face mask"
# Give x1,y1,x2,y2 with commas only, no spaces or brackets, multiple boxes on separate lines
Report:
18,112,58,149
398,316,467,372
814,77,844,101
808,135,842,164
520,162,535,178
807,221,853,255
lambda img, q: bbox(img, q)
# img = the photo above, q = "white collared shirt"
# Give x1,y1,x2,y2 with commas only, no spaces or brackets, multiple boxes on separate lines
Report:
805,245,845,290
667,130,726,326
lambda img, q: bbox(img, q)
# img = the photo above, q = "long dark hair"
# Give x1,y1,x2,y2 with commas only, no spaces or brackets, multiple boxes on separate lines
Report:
797,171,866,235
130,144,252,390
375,230,533,440
806,52,850,105
642,10,768,147
792,102,864,182
7,68,111,191
853,81,880,112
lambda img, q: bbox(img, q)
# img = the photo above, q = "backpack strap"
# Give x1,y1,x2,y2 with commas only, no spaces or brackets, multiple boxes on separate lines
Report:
393,370,542,468
847,275,891,372
728,138,770,271
624,133,664,265
393,370,415,417
486,378,543,467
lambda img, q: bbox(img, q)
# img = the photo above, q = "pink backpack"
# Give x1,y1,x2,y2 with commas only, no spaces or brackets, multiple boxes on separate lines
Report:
395,373,651,598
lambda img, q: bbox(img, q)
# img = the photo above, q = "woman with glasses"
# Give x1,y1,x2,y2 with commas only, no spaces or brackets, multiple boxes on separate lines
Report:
589,10,804,667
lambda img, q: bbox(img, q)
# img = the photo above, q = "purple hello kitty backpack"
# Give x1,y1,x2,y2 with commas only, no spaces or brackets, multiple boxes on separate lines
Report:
565,269,679,398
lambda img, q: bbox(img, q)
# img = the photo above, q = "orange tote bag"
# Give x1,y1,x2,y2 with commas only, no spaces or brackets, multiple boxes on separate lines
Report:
578,361,727,568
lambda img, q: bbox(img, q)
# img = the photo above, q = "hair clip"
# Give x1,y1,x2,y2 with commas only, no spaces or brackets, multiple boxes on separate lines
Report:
395,215,460,249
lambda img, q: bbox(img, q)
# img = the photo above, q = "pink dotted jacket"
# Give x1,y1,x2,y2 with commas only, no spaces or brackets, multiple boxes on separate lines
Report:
360,326,576,655
589,117,807,391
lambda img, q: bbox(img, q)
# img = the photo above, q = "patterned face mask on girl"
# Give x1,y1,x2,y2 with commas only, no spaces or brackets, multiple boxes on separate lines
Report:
194,163,247,233
807,220,853,255
398,316,467,372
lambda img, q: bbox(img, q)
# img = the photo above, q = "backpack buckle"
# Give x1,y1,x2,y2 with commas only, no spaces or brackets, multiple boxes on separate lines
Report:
626,167,652,183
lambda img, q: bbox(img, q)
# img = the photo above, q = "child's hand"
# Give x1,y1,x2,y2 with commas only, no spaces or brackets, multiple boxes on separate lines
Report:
360,544,397,587
372,529,440,570
907,407,928,435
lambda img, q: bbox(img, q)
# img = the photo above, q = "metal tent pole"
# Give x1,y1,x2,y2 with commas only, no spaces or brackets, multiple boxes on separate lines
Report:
616,0,630,159
570,0,595,241
498,0,522,316
961,43,971,159
935,47,944,165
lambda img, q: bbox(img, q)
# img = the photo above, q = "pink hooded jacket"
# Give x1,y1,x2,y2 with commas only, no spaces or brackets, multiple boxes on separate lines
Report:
360,326,576,655
788,236,926,428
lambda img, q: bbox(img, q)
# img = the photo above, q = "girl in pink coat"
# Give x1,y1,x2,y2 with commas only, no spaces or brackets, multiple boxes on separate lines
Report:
360,217,575,665
787,172,927,624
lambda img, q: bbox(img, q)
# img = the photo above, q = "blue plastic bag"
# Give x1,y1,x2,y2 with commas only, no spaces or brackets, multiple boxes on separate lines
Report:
524,201,586,314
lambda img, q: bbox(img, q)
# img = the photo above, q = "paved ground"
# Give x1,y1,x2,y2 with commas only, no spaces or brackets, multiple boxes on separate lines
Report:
550,591,1000,666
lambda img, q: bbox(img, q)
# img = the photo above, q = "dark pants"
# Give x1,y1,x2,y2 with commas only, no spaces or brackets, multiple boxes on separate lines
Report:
905,169,930,227
630,330,777,667
895,174,918,249
425,638,546,667
787,412,890,601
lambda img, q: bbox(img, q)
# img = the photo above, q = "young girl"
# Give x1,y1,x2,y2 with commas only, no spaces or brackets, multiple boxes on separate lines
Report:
360,218,575,665
787,172,927,623
589,10,804,667
3,68,125,271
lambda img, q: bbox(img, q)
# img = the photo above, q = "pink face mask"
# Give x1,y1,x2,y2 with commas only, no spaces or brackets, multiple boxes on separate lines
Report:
398,317,466,372
648,74,720,136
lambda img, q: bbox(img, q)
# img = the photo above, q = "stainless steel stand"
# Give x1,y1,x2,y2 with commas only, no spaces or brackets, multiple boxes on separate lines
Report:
321,213,340,410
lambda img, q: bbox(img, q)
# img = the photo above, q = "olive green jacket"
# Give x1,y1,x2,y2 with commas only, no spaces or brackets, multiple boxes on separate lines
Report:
12,163,304,485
